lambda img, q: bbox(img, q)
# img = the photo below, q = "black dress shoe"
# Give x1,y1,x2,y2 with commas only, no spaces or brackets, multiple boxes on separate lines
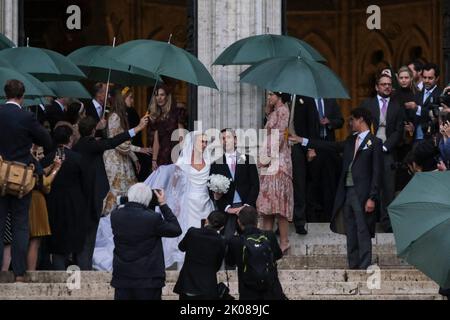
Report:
296,226,307,235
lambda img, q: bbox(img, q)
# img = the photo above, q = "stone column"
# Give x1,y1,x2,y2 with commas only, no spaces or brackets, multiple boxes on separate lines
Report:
197,0,282,132
0,0,19,46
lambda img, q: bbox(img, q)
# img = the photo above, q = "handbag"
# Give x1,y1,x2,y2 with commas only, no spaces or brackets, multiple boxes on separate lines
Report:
0,156,36,199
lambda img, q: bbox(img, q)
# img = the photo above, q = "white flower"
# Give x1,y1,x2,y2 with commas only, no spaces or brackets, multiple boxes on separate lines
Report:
239,154,246,163
208,174,231,194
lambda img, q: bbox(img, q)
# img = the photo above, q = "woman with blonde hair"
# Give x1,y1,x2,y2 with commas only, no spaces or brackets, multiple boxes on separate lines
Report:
102,88,151,215
147,84,187,171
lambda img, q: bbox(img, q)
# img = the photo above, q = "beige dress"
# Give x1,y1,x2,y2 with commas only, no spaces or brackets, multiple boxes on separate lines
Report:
102,113,140,215
256,104,294,221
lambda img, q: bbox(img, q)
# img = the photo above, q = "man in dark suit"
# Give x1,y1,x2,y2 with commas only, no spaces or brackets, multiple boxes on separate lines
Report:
360,74,404,232
405,63,443,142
174,211,226,300
225,206,285,300
111,185,181,300
292,108,382,269
72,114,149,270
298,96,344,222
0,80,52,280
210,128,259,240
85,83,107,138
45,97,68,133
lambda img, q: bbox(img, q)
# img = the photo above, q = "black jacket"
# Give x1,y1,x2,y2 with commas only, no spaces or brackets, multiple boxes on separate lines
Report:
210,153,259,211
174,226,226,298
72,131,132,221
308,132,382,237
0,103,52,165
85,100,101,123
111,202,182,289
225,227,284,300
45,101,65,133
360,97,404,152
415,85,443,135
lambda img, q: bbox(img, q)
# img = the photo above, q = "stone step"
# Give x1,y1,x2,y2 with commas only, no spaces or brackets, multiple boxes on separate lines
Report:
0,280,440,299
0,269,431,284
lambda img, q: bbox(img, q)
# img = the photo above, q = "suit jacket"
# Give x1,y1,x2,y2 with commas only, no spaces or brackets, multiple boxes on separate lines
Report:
0,103,52,165
360,97,404,152
111,202,182,289
308,132,382,237
210,153,260,211
72,131,132,222
85,100,101,123
174,226,226,298
45,101,65,132
415,86,443,134
297,96,344,141
225,227,284,300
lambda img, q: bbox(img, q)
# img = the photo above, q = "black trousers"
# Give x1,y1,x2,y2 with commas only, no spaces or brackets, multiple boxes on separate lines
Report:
114,288,162,300
76,217,100,270
291,144,307,229
0,193,32,276
223,202,243,241
343,187,372,269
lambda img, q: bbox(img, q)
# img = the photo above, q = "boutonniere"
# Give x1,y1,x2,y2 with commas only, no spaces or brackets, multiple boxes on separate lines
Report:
239,154,246,163
299,98,304,104
366,140,372,147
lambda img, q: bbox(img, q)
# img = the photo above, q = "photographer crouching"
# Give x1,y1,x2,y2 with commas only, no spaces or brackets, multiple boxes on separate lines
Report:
110,183,181,300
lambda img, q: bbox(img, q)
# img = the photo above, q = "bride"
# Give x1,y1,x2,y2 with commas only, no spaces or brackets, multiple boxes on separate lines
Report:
93,131,215,270
145,131,215,268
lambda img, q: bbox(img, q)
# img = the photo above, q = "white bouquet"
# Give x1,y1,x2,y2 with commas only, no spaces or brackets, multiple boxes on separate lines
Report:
207,174,231,194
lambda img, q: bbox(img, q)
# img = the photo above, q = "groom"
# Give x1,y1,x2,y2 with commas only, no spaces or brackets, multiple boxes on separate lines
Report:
210,128,260,240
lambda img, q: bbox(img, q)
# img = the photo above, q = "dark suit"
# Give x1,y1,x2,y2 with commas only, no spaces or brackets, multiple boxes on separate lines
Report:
360,96,404,231
72,131,133,270
0,103,52,276
45,101,65,133
291,97,309,230
111,202,181,300
85,100,105,138
174,226,226,299
210,153,259,239
225,226,284,300
308,132,382,269
301,97,344,222
414,85,443,139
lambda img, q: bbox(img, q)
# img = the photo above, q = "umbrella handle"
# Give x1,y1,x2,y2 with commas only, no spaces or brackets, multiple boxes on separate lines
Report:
147,73,160,115
102,37,116,119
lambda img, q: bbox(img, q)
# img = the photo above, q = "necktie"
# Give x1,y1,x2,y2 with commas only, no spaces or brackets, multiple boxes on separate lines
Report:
230,155,236,175
381,98,388,117
317,99,326,138
353,136,361,159
423,90,430,104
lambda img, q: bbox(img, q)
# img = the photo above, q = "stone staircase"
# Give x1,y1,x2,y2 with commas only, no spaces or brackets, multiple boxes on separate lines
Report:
0,223,445,300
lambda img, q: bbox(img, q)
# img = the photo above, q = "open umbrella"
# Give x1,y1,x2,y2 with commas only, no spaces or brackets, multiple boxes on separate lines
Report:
240,56,349,99
0,67,55,98
214,34,326,65
68,45,160,85
107,39,218,90
44,81,91,99
0,33,15,50
0,47,86,81
388,171,450,288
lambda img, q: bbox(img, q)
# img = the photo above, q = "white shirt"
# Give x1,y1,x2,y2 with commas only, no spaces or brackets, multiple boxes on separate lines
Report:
356,129,370,143
6,101,21,109
92,99,103,118
54,100,65,112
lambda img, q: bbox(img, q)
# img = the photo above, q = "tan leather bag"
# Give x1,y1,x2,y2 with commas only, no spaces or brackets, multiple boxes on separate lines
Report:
0,156,36,199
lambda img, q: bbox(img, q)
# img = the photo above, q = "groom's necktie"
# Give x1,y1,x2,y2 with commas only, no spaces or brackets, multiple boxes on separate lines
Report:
230,155,236,174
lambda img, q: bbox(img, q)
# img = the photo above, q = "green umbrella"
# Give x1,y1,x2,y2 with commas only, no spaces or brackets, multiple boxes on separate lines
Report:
0,47,86,81
107,39,218,89
213,34,326,65
44,81,92,99
388,171,450,288
0,67,55,97
0,33,15,50
0,97,51,107
239,56,350,99
68,45,160,85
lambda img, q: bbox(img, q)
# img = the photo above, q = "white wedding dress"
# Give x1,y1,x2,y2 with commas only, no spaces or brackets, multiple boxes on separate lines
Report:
92,131,214,270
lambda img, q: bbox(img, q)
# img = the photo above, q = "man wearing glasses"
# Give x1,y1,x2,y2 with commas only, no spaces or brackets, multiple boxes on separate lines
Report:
360,74,405,233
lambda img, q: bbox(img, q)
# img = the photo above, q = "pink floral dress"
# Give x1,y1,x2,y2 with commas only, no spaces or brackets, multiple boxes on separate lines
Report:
256,104,293,221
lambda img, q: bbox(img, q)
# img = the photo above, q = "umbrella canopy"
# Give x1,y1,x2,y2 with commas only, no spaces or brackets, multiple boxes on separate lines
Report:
0,33,15,50
213,34,326,65
388,171,450,288
107,39,218,89
0,67,55,98
0,97,51,107
239,56,350,99
44,81,91,99
0,47,86,81
68,45,160,85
